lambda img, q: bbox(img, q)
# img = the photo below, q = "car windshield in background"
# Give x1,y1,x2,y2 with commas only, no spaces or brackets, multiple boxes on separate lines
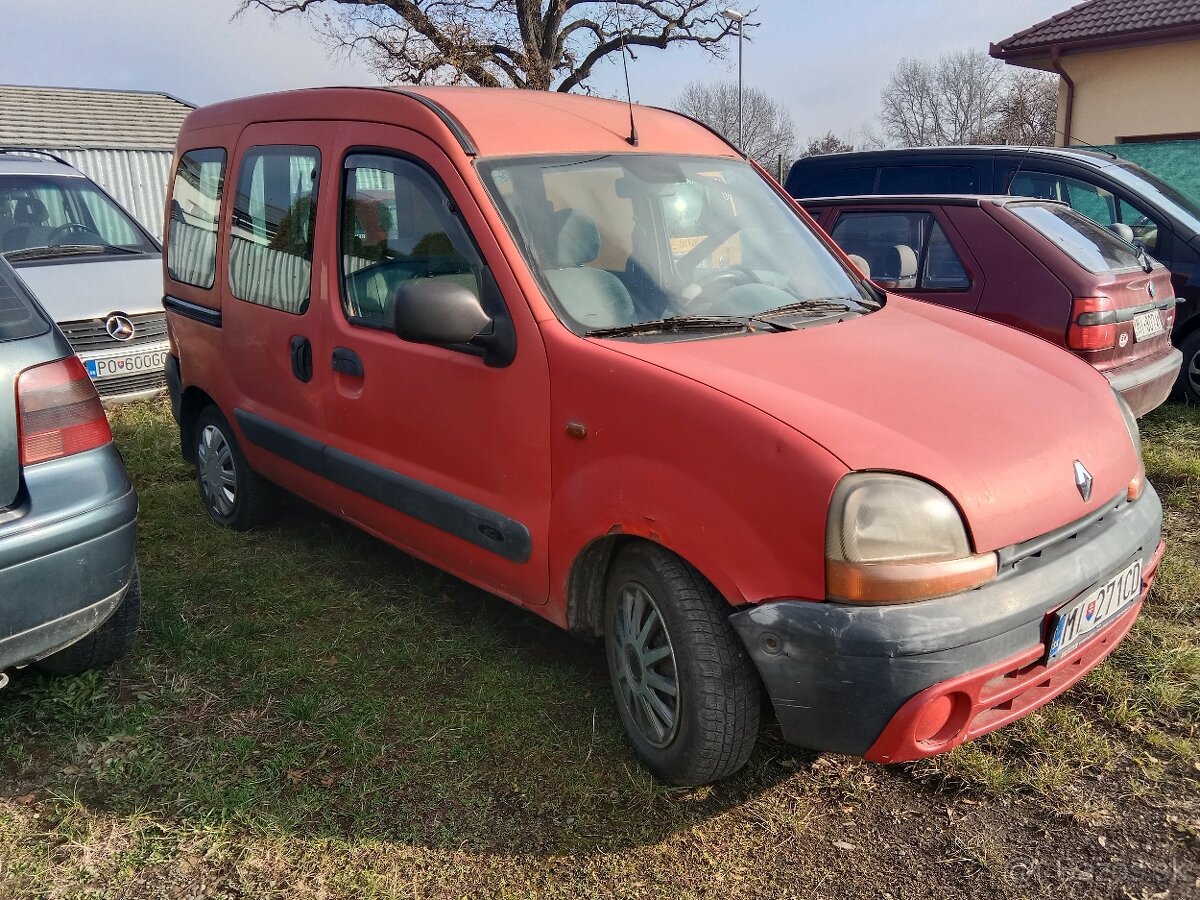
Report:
479,154,875,336
1108,161,1200,236
1011,202,1147,274
0,174,158,258
0,257,49,341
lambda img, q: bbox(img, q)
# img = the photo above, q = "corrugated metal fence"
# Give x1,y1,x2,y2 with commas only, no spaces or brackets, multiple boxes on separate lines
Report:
45,148,174,242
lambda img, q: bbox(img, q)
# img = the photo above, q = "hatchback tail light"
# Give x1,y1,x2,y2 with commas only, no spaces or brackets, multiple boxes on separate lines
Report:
1067,296,1117,351
17,356,111,465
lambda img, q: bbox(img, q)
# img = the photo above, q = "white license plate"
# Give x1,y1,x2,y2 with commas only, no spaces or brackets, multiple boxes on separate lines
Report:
84,349,167,380
1047,557,1142,661
1132,310,1164,342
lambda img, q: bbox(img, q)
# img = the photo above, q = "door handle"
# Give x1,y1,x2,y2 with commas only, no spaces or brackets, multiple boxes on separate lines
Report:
331,347,364,377
289,335,312,382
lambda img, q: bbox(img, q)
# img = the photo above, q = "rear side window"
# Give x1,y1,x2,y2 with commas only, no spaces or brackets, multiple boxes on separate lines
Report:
340,153,483,328
1010,202,1143,273
796,167,875,198
229,145,320,314
830,210,970,290
167,148,226,289
0,259,48,342
1010,171,1164,253
877,166,979,194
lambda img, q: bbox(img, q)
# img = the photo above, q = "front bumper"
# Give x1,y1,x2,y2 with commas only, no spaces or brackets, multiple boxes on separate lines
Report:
729,485,1163,760
1105,347,1182,417
0,444,138,670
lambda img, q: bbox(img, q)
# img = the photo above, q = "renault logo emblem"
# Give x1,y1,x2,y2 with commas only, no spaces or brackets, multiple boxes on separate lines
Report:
1073,460,1094,502
105,314,135,342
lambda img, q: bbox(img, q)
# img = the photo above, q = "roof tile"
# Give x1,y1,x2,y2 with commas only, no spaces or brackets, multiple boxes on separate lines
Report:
994,0,1200,54
0,84,194,150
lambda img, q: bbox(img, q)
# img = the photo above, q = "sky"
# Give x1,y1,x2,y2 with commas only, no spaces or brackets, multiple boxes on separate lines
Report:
2,0,1071,144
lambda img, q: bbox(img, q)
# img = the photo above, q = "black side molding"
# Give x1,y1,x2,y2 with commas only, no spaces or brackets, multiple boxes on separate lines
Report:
234,409,531,563
164,294,222,328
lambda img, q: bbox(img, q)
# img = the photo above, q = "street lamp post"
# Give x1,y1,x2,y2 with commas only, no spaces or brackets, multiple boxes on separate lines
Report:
722,7,747,149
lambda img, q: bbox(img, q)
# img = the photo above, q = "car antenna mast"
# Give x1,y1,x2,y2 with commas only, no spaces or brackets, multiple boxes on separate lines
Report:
615,7,639,146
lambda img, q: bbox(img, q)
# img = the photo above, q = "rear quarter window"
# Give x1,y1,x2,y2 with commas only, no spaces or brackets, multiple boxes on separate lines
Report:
878,165,979,194
795,167,875,198
0,260,49,342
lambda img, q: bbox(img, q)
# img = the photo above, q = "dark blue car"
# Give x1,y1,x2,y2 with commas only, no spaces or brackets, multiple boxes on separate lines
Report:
0,256,139,685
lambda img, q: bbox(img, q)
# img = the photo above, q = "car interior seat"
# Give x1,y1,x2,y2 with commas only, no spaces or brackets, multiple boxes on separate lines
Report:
883,244,918,288
544,209,636,329
3,197,51,251
846,254,871,280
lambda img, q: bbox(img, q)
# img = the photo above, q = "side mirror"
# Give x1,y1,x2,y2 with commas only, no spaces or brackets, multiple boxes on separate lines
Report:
390,279,492,345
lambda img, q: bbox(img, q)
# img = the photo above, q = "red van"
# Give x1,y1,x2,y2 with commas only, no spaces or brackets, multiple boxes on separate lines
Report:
802,195,1182,417
162,88,1163,785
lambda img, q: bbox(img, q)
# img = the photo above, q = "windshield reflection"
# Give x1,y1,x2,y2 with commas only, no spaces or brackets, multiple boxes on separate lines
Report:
480,154,875,335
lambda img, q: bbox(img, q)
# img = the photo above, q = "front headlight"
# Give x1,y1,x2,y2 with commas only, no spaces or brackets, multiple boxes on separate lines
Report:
825,473,998,604
1112,390,1145,501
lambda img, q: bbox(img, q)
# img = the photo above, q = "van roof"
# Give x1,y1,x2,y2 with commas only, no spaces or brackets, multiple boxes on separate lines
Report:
180,86,738,159
792,145,1118,168
798,194,1070,208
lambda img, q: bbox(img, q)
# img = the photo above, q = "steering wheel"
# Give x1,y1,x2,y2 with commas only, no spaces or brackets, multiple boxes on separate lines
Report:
47,222,98,245
679,265,760,312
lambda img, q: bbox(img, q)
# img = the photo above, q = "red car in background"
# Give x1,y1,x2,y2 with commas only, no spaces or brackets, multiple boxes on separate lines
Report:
802,195,1182,416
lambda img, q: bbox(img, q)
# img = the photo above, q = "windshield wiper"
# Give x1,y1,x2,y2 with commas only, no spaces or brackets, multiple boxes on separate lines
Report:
2,243,139,262
586,314,794,337
1132,240,1153,273
756,296,879,318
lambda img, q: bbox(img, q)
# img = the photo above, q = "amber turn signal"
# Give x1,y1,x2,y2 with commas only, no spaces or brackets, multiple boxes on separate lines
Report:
827,553,999,604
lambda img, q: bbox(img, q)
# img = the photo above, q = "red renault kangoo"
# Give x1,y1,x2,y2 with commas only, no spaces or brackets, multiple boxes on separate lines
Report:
162,88,1163,785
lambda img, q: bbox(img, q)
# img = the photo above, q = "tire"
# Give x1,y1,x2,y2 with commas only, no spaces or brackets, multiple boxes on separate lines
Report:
603,543,761,786
194,405,272,530
37,562,142,676
1177,329,1200,404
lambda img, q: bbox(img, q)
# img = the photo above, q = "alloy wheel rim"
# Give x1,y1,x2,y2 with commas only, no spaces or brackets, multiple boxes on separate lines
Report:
611,582,680,748
1189,349,1200,396
197,424,236,517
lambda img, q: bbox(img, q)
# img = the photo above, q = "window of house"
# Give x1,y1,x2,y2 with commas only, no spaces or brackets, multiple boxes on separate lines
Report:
340,153,482,327
228,145,320,314
167,148,226,289
830,210,969,290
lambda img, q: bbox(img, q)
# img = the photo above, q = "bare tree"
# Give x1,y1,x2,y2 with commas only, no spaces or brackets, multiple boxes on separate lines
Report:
674,80,795,169
878,49,1059,147
799,131,855,158
988,69,1059,146
239,1,748,93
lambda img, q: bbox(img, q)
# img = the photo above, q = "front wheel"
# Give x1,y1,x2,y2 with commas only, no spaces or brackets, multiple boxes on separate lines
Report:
1178,329,1200,404
604,543,761,785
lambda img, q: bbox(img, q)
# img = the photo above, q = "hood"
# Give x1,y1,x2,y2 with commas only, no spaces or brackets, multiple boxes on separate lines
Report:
602,297,1138,552
11,255,164,323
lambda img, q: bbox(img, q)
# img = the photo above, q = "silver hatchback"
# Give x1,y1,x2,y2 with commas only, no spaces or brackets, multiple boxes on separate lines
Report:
0,256,140,684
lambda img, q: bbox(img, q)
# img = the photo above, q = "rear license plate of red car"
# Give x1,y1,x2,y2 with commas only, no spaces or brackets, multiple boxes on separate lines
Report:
1132,310,1164,342
1047,557,1142,662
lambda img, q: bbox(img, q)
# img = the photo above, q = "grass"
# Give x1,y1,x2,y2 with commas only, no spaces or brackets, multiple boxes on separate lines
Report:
0,398,1196,898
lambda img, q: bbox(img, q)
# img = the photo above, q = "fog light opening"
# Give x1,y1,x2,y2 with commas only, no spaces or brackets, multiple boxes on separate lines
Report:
913,691,972,747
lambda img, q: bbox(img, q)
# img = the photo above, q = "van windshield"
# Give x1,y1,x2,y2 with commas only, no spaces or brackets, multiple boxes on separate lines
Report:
1108,161,1200,236
0,174,158,260
479,154,875,335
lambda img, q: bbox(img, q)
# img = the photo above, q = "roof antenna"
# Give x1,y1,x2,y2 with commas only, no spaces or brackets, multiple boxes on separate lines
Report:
615,7,639,146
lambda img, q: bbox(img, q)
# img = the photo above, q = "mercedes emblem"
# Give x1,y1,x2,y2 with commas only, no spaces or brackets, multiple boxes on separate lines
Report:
104,314,135,342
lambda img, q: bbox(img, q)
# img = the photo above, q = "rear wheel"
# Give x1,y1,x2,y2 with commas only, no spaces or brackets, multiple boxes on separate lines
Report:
1178,329,1200,404
194,405,272,530
604,543,761,785
37,562,141,676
